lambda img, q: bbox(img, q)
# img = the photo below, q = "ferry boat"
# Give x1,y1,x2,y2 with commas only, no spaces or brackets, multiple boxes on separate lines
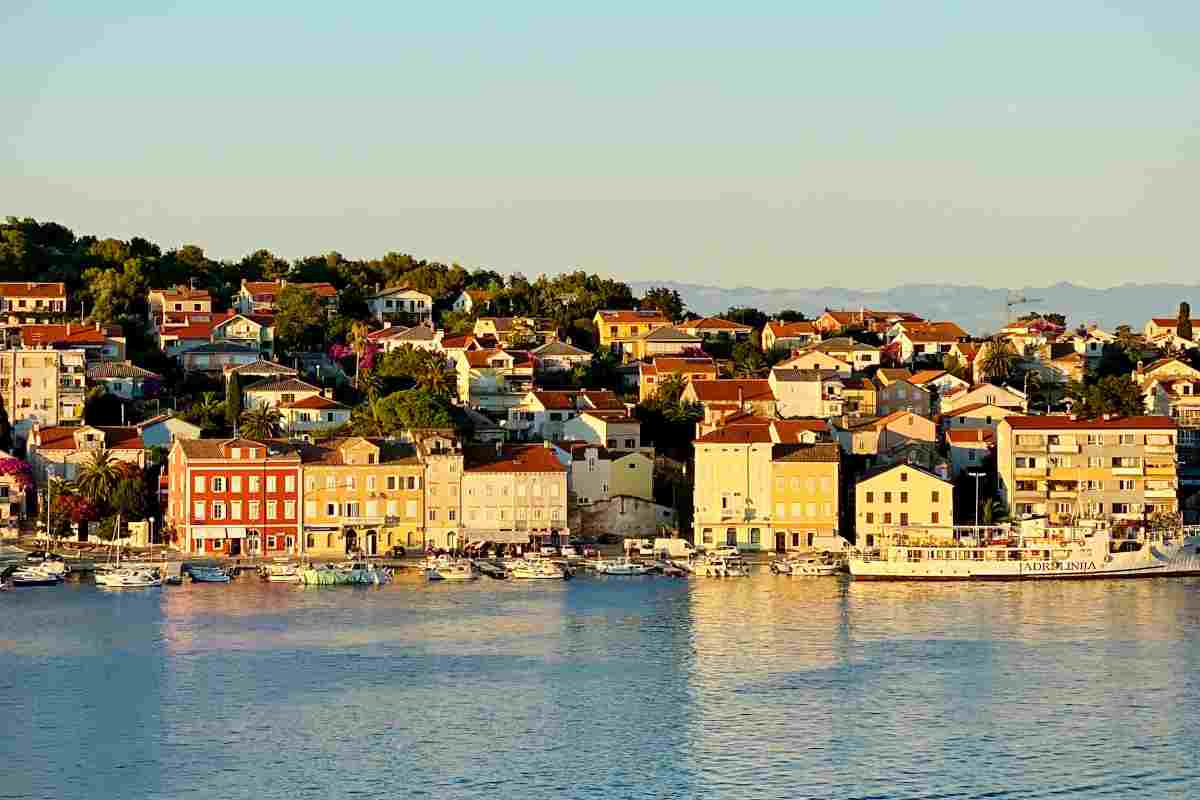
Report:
850,520,1200,581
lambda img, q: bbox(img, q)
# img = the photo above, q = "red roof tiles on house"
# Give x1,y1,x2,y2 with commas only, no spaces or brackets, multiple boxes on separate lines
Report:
688,379,774,403
464,444,566,473
0,282,66,299
1004,415,1176,430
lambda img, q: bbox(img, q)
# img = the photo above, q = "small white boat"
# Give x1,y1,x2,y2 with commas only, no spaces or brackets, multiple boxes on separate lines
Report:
696,556,750,577
5,564,63,587
188,566,231,583
510,559,568,580
594,558,652,576
95,568,163,589
426,557,478,582
771,555,839,576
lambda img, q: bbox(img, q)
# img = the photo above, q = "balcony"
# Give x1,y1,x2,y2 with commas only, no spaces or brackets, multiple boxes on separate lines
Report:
1145,488,1177,499
1145,444,1176,455
1049,489,1077,499
1048,443,1079,454
1112,466,1144,476
1014,466,1048,477
1014,441,1046,453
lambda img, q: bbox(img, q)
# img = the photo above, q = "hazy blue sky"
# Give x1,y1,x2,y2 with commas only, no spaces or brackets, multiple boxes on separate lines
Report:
3,1,1198,288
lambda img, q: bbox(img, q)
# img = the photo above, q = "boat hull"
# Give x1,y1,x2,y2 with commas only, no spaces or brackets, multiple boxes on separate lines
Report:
851,546,1200,581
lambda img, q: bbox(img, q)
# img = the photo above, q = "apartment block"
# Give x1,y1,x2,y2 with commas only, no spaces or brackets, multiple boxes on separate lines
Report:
996,416,1178,525
0,348,87,438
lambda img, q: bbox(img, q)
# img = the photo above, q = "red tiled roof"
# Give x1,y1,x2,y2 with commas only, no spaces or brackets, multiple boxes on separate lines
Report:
156,286,211,301
690,317,751,331
901,322,969,342
20,324,122,347
1004,415,1176,430
688,379,774,403
909,370,950,385
34,426,144,451
596,310,670,324
948,429,994,444
244,281,337,299
695,426,774,444
773,419,829,441
464,444,566,473
0,282,66,299
1150,318,1179,327
279,395,348,410
465,348,532,368
441,335,480,350
765,321,816,337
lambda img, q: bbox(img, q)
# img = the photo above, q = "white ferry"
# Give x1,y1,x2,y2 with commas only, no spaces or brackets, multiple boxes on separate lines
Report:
850,519,1200,581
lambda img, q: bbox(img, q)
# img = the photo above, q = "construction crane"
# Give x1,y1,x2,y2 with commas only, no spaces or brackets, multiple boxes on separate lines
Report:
1005,291,1042,325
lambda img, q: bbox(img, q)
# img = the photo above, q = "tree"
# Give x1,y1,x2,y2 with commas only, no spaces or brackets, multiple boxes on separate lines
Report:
639,287,685,321
774,309,806,323
723,306,769,330
348,320,371,388
653,374,688,405
75,449,123,506
373,389,455,433
274,286,326,354
942,353,967,381
979,337,1017,382
240,405,283,439
981,498,1009,525
1179,301,1193,342
732,340,767,377
225,373,243,430
1063,374,1144,419
112,476,149,521
414,358,453,397
439,310,475,335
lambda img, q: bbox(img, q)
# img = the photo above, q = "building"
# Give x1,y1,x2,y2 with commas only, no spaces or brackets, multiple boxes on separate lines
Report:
0,451,30,529
415,432,464,550
1134,356,1200,388
456,349,535,412
20,323,126,362
633,325,703,360
149,286,211,328
26,424,146,484
236,279,337,315
242,377,323,410
1144,376,1200,426
856,463,955,547
997,415,1179,525
940,403,1020,437
473,317,557,347
165,438,303,556
777,349,853,376
180,342,266,374
908,369,969,401
835,411,938,457
874,368,931,417
531,340,592,373
948,428,994,478
761,321,819,353
814,309,922,336
768,368,844,418
211,313,275,357
367,287,433,325
594,310,672,357
280,395,352,433
224,359,299,385
461,443,569,547
505,389,626,442
692,420,841,553
86,361,162,400
681,317,754,341
0,349,87,439
892,322,970,365
682,379,777,435
637,356,717,402
941,383,1027,413
840,376,878,418
366,323,445,355
451,289,494,315
0,282,67,322
299,437,425,556
560,411,645,453
1145,316,1191,342
135,414,202,450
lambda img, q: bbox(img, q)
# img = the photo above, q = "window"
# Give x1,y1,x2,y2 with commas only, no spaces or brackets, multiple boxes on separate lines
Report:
212,477,226,492
625,438,635,449
305,500,316,517
266,476,277,492
367,476,376,491
406,500,417,519
194,475,206,492
285,475,295,492
211,502,226,522
231,476,242,492
326,502,337,516
884,492,892,503
1112,503,1131,514
791,502,802,517
231,501,242,519
883,512,893,524
387,475,397,490
775,503,785,518
1118,479,1135,492
448,510,456,521
931,512,940,524
284,501,295,518
346,476,355,490
749,528,761,545
250,476,261,492
900,492,908,504
267,535,277,550
346,502,360,518
429,509,438,521
866,513,877,526
194,501,205,519
267,501,277,519
1088,456,1103,468
327,475,336,490
900,513,909,526
900,472,908,482
249,501,260,519
866,492,874,503
407,476,417,490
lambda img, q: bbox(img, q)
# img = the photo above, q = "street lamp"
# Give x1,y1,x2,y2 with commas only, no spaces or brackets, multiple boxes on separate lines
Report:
968,470,987,531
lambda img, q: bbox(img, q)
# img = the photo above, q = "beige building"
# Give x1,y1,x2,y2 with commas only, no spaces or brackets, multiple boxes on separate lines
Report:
300,437,425,556
875,369,931,417
683,379,777,435
778,349,852,376
856,463,954,547
836,411,937,457
416,432,465,550
761,321,819,353
996,415,1178,525
0,349,87,439
0,282,67,322
941,383,1027,413
768,368,844,418
461,444,569,546
26,424,147,485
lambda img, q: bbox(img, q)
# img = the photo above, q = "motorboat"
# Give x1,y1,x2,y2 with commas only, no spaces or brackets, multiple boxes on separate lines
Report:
300,562,390,586
510,559,568,580
188,565,231,583
262,562,301,583
426,557,478,582
95,568,163,589
770,554,839,576
27,555,69,579
696,555,750,577
4,563,63,587
473,560,509,580
594,558,652,576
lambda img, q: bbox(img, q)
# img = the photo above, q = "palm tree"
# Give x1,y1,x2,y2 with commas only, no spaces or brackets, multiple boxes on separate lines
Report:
979,337,1017,382
980,498,1009,525
240,405,282,440
349,320,371,388
75,449,122,506
414,353,452,397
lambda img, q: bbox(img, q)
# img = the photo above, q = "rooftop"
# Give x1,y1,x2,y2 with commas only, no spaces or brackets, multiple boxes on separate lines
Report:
0,282,66,299
464,443,567,473
1004,415,1176,431
87,361,162,380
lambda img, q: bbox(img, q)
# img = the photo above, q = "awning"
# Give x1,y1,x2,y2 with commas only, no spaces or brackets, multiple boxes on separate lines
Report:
190,526,247,540
467,529,533,544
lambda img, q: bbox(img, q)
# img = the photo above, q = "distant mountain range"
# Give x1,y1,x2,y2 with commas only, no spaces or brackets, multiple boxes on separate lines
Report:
628,280,1200,336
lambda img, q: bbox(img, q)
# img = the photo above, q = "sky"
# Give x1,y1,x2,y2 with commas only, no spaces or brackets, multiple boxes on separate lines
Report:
2,1,1198,289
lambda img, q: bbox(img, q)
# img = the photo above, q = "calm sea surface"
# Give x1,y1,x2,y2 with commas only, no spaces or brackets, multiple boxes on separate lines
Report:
3,572,1200,799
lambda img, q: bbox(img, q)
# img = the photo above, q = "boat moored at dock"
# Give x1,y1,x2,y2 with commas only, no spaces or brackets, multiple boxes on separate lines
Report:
850,520,1200,581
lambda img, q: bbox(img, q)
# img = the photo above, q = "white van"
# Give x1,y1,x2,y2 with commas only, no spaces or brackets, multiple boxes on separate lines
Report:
653,538,695,559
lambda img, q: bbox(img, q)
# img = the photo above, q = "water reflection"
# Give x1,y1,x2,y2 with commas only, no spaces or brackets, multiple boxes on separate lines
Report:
2,574,1199,798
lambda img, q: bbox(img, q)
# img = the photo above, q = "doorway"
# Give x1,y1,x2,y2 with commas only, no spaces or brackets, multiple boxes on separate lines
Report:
775,532,786,553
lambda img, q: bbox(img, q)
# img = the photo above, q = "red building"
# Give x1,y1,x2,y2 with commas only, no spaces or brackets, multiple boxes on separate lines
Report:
166,438,302,556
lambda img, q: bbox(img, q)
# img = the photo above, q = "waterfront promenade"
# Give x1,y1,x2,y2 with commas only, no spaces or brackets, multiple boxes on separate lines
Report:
2,574,1198,799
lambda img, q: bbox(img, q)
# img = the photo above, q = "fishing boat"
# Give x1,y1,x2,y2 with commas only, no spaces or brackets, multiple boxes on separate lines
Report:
425,557,478,582
594,558,652,576
95,568,163,588
695,555,750,577
771,554,840,576
850,520,1200,581
509,559,568,580
300,562,390,586
188,565,231,583
473,560,510,580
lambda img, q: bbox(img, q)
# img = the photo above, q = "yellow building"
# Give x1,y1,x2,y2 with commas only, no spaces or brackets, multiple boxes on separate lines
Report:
855,463,954,548
300,437,425,556
770,443,841,551
416,432,465,550
593,309,671,357
610,451,654,501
